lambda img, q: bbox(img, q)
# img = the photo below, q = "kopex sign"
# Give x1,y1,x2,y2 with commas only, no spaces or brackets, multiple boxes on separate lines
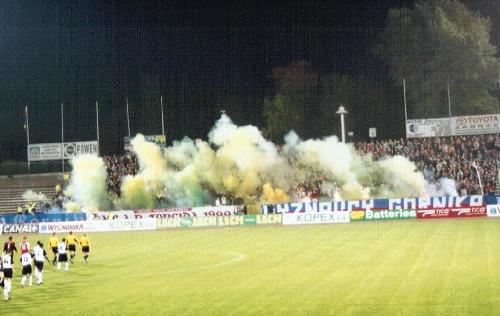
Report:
282,212,350,225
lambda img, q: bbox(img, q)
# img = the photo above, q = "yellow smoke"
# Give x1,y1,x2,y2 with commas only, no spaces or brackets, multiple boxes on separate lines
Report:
65,154,109,211
260,183,290,203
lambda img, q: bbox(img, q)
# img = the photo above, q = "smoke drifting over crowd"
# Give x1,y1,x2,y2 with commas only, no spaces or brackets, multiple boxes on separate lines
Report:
66,114,428,211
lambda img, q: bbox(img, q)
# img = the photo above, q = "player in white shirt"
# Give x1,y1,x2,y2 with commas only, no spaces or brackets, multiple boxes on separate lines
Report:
33,242,49,285
20,252,33,287
57,238,69,271
1,250,13,301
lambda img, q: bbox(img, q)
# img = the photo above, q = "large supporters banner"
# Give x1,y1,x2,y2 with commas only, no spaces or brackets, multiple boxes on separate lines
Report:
134,206,240,218
88,211,135,220
487,205,500,217
282,212,349,225
350,209,416,221
262,195,491,214
28,141,98,161
2,223,39,234
406,114,499,138
156,214,282,229
38,218,156,233
0,213,86,225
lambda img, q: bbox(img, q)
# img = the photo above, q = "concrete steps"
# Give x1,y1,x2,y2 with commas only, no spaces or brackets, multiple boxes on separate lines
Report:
0,173,63,213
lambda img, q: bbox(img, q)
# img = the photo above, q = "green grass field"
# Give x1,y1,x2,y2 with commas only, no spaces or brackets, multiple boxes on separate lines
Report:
3,218,500,315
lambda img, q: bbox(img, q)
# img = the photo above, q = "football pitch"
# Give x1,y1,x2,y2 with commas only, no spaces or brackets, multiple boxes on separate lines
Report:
4,218,500,315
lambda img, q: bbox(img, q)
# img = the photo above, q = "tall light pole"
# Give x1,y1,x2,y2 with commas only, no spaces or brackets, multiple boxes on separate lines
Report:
336,105,348,143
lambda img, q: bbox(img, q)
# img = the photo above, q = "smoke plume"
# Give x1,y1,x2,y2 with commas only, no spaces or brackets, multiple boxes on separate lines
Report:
66,114,431,210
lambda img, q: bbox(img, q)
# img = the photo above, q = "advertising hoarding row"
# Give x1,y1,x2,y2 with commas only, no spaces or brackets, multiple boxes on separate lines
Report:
406,114,500,138
28,141,98,161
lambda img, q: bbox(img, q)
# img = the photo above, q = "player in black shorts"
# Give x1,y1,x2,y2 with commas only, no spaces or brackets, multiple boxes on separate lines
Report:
57,238,69,271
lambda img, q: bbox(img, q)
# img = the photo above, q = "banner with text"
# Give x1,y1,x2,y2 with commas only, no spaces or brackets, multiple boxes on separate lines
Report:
406,114,499,138
28,141,98,161
156,214,282,229
261,195,494,214
134,206,240,218
406,117,451,138
63,141,99,159
282,212,350,225
38,218,156,233
350,209,416,221
451,114,500,136
2,223,39,234
416,206,487,219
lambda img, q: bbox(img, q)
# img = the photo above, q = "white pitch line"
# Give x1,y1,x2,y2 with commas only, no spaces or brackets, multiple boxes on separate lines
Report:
162,251,246,274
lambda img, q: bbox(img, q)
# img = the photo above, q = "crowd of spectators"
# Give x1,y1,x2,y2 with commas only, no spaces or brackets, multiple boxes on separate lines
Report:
356,134,499,195
102,135,499,200
103,153,138,196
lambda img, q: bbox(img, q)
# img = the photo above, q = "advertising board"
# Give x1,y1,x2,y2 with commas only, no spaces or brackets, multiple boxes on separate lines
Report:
63,141,99,159
416,206,486,219
451,114,499,136
282,212,349,225
406,118,451,138
487,205,500,217
38,218,156,233
28,143,62,161
156,214,282,229
28,141,98,161
350,209,416,221
406,114,499,138
2,223,39,234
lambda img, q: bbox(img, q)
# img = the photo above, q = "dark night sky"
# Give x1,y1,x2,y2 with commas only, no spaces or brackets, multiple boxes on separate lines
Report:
0,0,443,161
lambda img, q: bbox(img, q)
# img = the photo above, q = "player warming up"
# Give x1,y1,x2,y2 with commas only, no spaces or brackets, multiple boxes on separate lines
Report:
66,231,78,263
79,233,91,264
49,233,59,265
57,238,69,272
33,242,49,285
1,250,13,301
20,251,33,288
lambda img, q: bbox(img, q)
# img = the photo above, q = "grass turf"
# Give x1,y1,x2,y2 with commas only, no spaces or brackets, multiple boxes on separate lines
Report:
2,218,500,315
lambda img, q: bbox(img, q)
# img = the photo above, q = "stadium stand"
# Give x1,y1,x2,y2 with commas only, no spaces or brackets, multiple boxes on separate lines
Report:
356,134,499,195
0,173,62,213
